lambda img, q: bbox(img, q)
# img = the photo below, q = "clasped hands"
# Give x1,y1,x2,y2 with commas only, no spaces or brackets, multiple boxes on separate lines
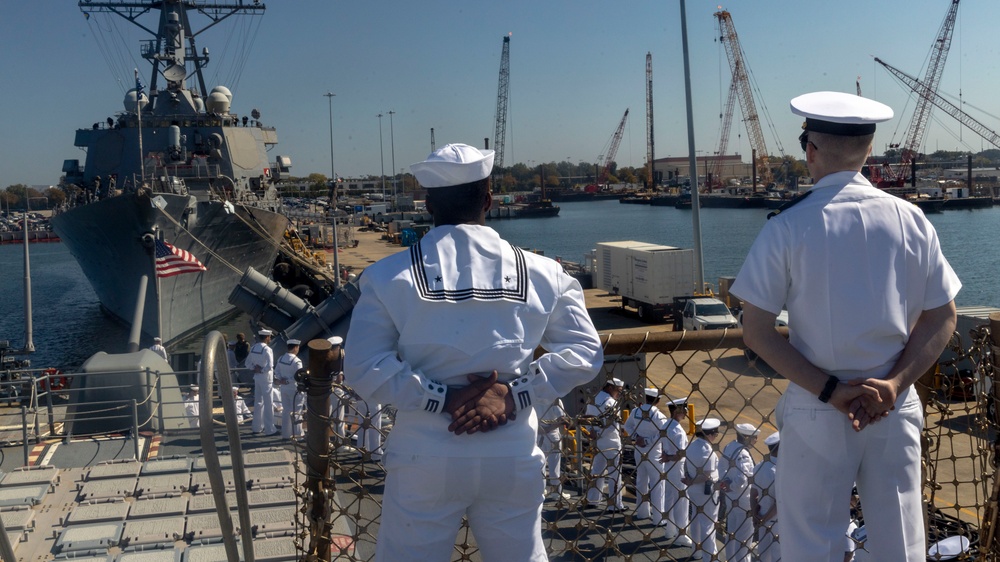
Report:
833,377,901,431
443,370,516,436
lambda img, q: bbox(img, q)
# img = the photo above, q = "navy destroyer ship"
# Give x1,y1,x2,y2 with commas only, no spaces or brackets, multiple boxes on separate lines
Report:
52,0,292,346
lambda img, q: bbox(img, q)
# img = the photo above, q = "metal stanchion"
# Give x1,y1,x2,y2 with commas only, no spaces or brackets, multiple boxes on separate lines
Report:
21,406,28,466
302,337,337,562
131,399,140,460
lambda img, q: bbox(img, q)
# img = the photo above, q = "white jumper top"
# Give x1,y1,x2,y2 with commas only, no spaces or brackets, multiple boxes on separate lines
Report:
344,224,603,457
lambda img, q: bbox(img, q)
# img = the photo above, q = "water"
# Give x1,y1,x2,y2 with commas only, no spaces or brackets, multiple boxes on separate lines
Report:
1,201,997,368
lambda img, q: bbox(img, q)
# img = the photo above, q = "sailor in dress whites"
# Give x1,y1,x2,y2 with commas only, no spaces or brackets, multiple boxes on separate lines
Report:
734,91,961,562
585,378,626,512
623,387,668,522
751,431,780,562
683,417,722,561
535,395,571,500
275,339,304,439
149,336,169,363
183,385,199,428
660,397,693,546
231,386,253,424
343,143,603,562
720,422,761,562
246,329,278,435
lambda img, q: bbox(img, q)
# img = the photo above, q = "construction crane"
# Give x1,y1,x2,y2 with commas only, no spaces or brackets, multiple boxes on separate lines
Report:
879,0,960,186
588,109,629,190
646,52,655,189
492,33,511,190
876,57,1000,151
714,8,772,188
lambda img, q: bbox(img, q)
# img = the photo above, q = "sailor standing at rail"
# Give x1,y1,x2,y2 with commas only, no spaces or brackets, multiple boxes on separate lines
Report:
752,431,780,562
720,423,760,562
247,329,278,435
275,339,304,439
660,397,693,546
683,417,722,561
623,387,668,522
585,377,625,512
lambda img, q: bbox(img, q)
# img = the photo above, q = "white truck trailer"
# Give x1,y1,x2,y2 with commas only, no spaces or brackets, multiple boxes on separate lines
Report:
594,240,695,323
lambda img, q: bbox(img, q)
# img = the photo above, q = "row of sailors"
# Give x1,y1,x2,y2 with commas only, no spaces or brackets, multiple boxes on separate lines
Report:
581,377,868,562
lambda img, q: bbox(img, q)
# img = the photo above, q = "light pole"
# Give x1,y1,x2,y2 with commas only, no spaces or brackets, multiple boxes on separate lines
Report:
325,92,341,289
388,110,396,207
377,113,386,204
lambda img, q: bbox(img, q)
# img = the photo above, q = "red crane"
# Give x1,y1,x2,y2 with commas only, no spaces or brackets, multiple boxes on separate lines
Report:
588,109,629,191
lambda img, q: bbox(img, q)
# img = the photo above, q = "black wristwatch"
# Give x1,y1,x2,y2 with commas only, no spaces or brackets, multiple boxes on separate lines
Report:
818,375,839,403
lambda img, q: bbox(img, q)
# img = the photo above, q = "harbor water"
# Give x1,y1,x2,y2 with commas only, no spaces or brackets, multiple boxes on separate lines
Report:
2,200,998,369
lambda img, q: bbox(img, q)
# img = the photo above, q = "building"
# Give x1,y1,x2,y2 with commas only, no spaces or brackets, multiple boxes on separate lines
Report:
653,154,752,186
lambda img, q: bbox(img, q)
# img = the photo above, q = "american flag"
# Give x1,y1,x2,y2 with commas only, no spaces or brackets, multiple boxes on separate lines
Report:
155,240,207,278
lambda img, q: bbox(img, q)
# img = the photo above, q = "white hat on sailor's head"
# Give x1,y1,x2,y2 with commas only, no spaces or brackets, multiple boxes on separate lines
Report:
764,431,780,447
791,91,893,136
644,388,660,399
667,396,688,408
735,423,761,437
410,143,495,188
697,417,721,432
153,336,162,342
608,377,625,388
231,386,241,395
287,339,301,347
258,329,273,337
327,336,343,347
188,385,199,393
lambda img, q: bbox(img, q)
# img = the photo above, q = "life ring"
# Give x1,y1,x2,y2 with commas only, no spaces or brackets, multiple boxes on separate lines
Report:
40,368,68,391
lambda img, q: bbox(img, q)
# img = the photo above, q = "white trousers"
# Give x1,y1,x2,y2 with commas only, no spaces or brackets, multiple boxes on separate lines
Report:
252,374,276,434
587,438,623,509
758,519,780,562
279,384,303,438
631,448,664,522
689,485,720,561
663,461,690,538
538,429,562,491
725,493,753,562
377,451,547,562
776,384,924,562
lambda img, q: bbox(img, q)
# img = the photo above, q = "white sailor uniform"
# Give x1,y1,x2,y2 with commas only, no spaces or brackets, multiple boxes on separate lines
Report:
752,455,779,562
535,396,568,497
344,223,603,562
274,351,303,438
623,402,668,521
720,439,756,562
585,389,624,510
686,435,720,561
732,171,961,562
662,416,690,540
246,341,277,435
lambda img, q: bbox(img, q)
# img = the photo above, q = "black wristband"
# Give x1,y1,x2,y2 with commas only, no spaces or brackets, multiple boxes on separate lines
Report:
817,375,839,403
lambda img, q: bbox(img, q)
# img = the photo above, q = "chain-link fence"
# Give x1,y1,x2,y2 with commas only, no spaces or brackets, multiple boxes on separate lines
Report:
292,323,999,562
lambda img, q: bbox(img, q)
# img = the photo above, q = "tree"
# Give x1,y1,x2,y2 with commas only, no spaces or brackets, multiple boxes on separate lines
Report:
44,187,66,208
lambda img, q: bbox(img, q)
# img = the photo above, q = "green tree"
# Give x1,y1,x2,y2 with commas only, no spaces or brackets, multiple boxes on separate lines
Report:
44,187,66,208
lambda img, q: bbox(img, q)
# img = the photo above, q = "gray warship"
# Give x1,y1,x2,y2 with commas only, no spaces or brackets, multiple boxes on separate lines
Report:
51,0,292,347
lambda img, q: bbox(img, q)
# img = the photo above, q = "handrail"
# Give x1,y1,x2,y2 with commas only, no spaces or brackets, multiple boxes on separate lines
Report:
198,330,255,562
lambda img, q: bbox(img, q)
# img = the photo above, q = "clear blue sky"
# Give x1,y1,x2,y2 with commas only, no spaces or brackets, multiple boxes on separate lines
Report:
3,1,1000,187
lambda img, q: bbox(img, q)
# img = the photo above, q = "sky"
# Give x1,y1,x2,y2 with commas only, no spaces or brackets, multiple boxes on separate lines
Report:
3,0,1000,187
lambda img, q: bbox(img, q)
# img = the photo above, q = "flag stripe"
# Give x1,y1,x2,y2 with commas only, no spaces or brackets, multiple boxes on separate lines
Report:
155,240,206,278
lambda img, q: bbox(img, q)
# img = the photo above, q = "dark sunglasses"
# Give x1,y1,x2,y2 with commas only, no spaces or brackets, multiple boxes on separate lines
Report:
799,130,818,152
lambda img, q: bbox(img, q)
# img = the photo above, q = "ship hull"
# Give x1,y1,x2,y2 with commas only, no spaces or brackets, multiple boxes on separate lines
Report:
51,192,287,346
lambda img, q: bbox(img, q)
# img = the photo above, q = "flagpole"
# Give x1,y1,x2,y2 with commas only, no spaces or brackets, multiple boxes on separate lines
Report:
135,69,145,187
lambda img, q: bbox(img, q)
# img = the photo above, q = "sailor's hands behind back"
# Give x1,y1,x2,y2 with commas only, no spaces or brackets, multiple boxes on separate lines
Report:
445,371,515,435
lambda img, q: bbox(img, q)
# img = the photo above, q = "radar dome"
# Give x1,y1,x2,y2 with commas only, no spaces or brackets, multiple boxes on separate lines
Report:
123,89,148,113
207,91,231,114
210,86,233,103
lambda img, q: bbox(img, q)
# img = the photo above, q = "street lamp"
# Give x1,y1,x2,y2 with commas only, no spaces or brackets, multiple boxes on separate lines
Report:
325,92,341,289
377,113,386,204
388,110,396,206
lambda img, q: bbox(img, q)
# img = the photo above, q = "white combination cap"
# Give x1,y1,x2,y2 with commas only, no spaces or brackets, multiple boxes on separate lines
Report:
327,336,343,346
410,143,495,188
643,387,660,398
791,91,893,136
735,423,761,437
764,431,780,446
258,329,273,337
697,417,721,431
287,339,301,347
610,377,625,388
